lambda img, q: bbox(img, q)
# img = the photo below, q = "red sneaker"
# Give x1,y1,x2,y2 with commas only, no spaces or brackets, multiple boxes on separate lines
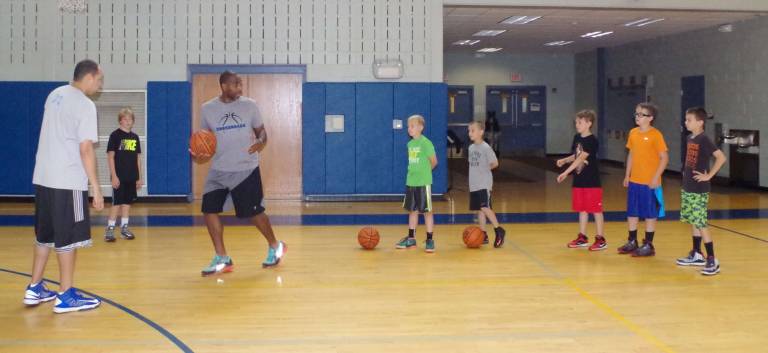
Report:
567,233,589,248
588,236,607,251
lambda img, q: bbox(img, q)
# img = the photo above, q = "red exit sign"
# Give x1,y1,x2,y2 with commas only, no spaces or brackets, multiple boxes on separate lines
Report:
510,72,522,82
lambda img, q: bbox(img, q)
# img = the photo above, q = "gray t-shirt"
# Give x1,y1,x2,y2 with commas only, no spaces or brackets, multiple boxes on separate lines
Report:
201,96,263,172
468,141,498,192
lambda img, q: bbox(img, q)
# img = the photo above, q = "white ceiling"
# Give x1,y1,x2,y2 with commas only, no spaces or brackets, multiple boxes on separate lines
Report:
444,6,765,54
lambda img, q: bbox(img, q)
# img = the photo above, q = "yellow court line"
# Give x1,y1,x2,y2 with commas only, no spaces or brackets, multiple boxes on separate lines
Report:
563,278,678,353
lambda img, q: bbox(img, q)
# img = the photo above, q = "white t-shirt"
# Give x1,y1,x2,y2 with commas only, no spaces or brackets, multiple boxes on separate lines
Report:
32,85,98,191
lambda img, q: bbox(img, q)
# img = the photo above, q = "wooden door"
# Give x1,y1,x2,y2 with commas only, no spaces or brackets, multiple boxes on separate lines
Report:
191,73,303,200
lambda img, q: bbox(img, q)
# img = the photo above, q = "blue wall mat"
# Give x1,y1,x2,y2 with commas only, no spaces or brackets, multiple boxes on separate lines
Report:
393,83,430,193
164,82,192,194
147,81,192,195
324,84,356,193
430,83,448,194
355,83,393,194
302,83,326,194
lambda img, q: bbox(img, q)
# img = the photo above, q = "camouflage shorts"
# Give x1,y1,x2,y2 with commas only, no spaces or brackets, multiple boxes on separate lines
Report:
680,191,709,229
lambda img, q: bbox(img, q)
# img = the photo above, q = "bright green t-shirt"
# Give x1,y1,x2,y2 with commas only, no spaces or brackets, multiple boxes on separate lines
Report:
406,135,436,186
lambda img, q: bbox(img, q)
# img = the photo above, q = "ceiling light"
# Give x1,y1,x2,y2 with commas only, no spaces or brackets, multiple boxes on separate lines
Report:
637,18,665,27
452,39,481,46
625,18,665,27
477,47,502,53
624,18,651,26
473,30,506,37
581,31,613,38
591,31,614,38
500,15,542,25
544,41,574,46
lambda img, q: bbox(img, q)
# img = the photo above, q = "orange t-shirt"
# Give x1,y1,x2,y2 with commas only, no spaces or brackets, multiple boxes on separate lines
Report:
626,127,668,185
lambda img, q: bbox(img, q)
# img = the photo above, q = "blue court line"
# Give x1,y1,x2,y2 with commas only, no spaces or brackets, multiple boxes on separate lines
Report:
0,268,193,353
2,208,768,227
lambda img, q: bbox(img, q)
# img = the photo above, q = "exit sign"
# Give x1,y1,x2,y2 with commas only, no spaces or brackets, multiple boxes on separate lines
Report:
510,72,522,82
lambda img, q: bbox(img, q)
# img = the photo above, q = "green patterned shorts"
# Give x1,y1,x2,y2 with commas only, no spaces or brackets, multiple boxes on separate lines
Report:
680,191,709,229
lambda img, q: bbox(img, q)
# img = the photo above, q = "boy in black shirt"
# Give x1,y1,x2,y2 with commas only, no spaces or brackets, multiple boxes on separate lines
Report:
556,110,606,251
676,107,726,275
105,108,142,242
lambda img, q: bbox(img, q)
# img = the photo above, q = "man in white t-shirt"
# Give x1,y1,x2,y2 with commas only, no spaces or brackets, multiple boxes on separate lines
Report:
24,59,105,314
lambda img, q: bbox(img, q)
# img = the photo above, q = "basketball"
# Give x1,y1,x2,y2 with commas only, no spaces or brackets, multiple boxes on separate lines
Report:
189,130,216,157
463,226,484,248
358,226,380,250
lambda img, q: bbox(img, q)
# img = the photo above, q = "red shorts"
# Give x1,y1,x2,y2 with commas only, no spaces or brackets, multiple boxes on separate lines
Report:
572,187,603,213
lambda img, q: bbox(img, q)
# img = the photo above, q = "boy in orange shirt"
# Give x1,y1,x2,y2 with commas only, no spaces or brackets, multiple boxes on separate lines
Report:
618,103,669,257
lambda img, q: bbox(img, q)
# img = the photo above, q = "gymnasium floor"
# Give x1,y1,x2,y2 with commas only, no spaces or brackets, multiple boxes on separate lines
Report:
2,157,767,353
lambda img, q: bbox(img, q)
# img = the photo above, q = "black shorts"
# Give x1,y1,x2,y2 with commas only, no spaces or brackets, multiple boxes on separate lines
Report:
112,181,137,205
469,189,492,211
403,185,432,213
202,167,265,218
34,185,92,252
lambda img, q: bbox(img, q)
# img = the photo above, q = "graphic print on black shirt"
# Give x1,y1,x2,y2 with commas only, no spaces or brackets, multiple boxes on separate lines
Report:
570,134,601,188
107,129,141,182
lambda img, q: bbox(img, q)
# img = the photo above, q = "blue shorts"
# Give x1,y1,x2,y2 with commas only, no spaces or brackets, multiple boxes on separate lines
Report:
627,182,660,219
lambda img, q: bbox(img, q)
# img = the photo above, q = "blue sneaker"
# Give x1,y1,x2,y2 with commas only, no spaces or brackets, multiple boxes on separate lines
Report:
395,236,417,249
262,241,286,268
425,239,435,253
23,282,56,306
201,255,234,276
53,288,101,314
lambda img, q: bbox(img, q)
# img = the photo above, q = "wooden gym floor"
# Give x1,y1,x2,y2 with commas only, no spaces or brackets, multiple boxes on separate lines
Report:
1,157,767,353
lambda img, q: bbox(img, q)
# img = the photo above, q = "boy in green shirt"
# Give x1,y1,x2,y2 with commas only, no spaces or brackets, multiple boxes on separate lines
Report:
396,115,438,253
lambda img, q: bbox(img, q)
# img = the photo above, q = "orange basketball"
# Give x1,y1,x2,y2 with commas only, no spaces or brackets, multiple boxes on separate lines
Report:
189,130,216,157
358,227,380,250
462,226,484,248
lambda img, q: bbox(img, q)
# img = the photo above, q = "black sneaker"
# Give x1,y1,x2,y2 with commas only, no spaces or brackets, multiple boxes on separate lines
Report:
493,227,506,248
104,226,116,242
701,256,720,276
120,225,135,240
676,250,706,266
631,241,655,257
483,232,489,245
617,239,638,254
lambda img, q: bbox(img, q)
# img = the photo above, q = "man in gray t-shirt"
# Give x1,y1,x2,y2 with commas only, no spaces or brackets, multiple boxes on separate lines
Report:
191,71,285,276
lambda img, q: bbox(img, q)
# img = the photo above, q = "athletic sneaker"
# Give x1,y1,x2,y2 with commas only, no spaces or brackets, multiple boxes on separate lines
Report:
483,233,489,245
53,288,101,314
262,241,286,268
120,225,135,240
494,227,506,248
104,225,116,242
701,257,720,276
395,236,417,249
676,250,706,266
425,239,435,253
23,282,56,306
631,241,655,257
567,233,589,248
201,255,234,276
588,236,607,251
617,239,639,254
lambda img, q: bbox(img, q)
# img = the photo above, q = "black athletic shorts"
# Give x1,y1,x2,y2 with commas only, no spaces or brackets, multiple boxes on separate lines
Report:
34,185,92,252
469,189,492,211
202,167,265,218
112,181,137,205
403,185,432,213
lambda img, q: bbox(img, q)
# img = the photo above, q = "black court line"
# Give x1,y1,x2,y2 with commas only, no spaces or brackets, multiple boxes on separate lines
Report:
708,223,768,244
0,268,193,353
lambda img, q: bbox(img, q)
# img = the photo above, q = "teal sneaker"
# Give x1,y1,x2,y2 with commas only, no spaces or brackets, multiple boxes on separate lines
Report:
263,241,286,268
425,239,435,253
395,236,417,249
201,255,234,276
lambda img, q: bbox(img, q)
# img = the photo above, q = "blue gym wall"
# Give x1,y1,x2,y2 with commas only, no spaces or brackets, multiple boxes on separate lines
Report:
0,81,191,196
302,82,448,196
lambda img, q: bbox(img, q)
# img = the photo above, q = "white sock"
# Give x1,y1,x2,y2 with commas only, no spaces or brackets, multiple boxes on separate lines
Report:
108,219,116,227
121,217,129,227
29,282,39,287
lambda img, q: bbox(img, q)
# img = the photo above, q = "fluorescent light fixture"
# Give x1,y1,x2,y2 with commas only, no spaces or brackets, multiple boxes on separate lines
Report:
591,31,614,38
473,30,506,37
637,18,665,27
477,47,502,53
452,39,481,46
500,15,542,25
581,31,613,38
624,18,650,26
544,40,574,46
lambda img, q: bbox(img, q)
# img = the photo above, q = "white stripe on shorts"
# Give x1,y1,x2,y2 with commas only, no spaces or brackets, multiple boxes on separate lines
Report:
73,190,84,222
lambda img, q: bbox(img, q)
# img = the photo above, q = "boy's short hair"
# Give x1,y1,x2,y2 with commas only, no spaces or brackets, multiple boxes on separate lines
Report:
575,109,596,125
685,107,708,122
407,114,425,127
637,102,659,118
469,120,485,130
118,107,135,122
